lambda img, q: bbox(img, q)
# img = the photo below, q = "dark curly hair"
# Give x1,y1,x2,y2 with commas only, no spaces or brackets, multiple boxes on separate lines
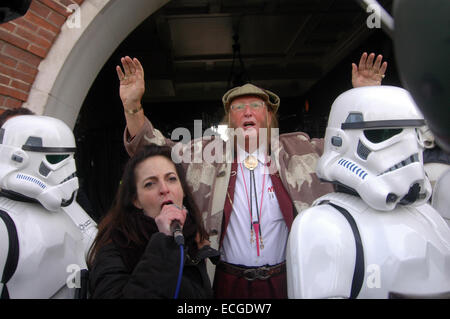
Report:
87,144,208,268
0,107,34,127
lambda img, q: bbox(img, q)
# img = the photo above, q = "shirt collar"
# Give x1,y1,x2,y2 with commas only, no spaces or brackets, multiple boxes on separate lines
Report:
236,143,268,166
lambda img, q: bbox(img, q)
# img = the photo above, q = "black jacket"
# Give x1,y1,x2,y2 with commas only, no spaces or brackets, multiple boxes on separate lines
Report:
89,215,218,299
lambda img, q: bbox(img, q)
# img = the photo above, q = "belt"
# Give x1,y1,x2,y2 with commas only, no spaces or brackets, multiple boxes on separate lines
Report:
217,261,286,281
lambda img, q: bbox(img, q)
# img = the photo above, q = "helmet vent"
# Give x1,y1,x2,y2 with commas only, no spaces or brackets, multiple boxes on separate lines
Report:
60,172,77,184
381,153,419,175
338,158,368,180
16,173,46,189
39,162,51,177
357,140,371,160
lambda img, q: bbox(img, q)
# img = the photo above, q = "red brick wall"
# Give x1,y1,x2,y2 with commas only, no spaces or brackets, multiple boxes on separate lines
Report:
0,0,85,113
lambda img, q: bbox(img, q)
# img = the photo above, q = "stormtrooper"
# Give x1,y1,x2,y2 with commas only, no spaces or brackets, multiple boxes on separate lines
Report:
418,125,450,226
286,86,450,299
0,115,97,299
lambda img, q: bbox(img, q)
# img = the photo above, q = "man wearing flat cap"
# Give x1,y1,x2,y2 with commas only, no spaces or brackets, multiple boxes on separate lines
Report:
117,53,387,298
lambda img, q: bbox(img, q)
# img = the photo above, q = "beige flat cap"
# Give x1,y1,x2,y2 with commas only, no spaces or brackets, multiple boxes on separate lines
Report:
222,83,280,113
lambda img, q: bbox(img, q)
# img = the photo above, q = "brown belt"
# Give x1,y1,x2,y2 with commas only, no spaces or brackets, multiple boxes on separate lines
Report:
217,261,286,281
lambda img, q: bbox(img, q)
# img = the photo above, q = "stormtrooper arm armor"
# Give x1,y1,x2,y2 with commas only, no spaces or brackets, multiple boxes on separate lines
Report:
287,204,359,299
62,201,97,259
432,168,450,226
0,218,9,288
0,209,19,298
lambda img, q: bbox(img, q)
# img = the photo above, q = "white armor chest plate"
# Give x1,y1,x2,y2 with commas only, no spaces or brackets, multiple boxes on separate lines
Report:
287,192,450,298
0,197,93,298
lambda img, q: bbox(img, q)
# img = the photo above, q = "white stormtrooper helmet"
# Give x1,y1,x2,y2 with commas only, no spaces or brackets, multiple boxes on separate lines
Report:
317,86,432,211
0,115,78,211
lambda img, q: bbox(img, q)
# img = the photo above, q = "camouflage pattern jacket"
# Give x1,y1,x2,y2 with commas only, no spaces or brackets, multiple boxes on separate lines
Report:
124,117,333,249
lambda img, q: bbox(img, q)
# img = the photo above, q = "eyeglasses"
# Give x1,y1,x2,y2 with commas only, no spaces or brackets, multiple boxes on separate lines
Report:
230,101,265,112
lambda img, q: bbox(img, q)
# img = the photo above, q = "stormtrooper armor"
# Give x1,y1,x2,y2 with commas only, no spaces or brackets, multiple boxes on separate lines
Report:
418,125,450,222
286,86,450,298
0,115,96,298
432,169,450,227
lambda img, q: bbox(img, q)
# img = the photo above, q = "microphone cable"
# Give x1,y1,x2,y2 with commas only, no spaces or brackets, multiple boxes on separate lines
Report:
174,243,184,299
171,220,185,299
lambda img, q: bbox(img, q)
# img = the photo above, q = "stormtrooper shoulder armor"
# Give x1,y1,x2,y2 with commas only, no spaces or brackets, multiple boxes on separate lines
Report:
287,202,359,299
432,168,450,226
287,192,450,299
0,197,88,298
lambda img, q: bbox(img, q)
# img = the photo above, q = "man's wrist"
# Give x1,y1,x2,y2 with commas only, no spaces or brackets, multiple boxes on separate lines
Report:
124,104,143,115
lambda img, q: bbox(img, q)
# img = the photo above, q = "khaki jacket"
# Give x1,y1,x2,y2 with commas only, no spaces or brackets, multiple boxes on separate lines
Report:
124,117,333,248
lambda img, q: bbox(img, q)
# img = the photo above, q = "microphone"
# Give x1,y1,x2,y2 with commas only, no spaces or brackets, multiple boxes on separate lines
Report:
170,220,185,246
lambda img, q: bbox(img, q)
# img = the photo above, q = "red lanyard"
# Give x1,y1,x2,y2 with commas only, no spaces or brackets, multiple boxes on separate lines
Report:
239,161,266,256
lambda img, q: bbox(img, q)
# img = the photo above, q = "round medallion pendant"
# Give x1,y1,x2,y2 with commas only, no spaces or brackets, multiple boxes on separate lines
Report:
244,155,258,170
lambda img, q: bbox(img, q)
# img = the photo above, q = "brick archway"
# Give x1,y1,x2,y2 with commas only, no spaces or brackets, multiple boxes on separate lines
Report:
0,0,169,128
